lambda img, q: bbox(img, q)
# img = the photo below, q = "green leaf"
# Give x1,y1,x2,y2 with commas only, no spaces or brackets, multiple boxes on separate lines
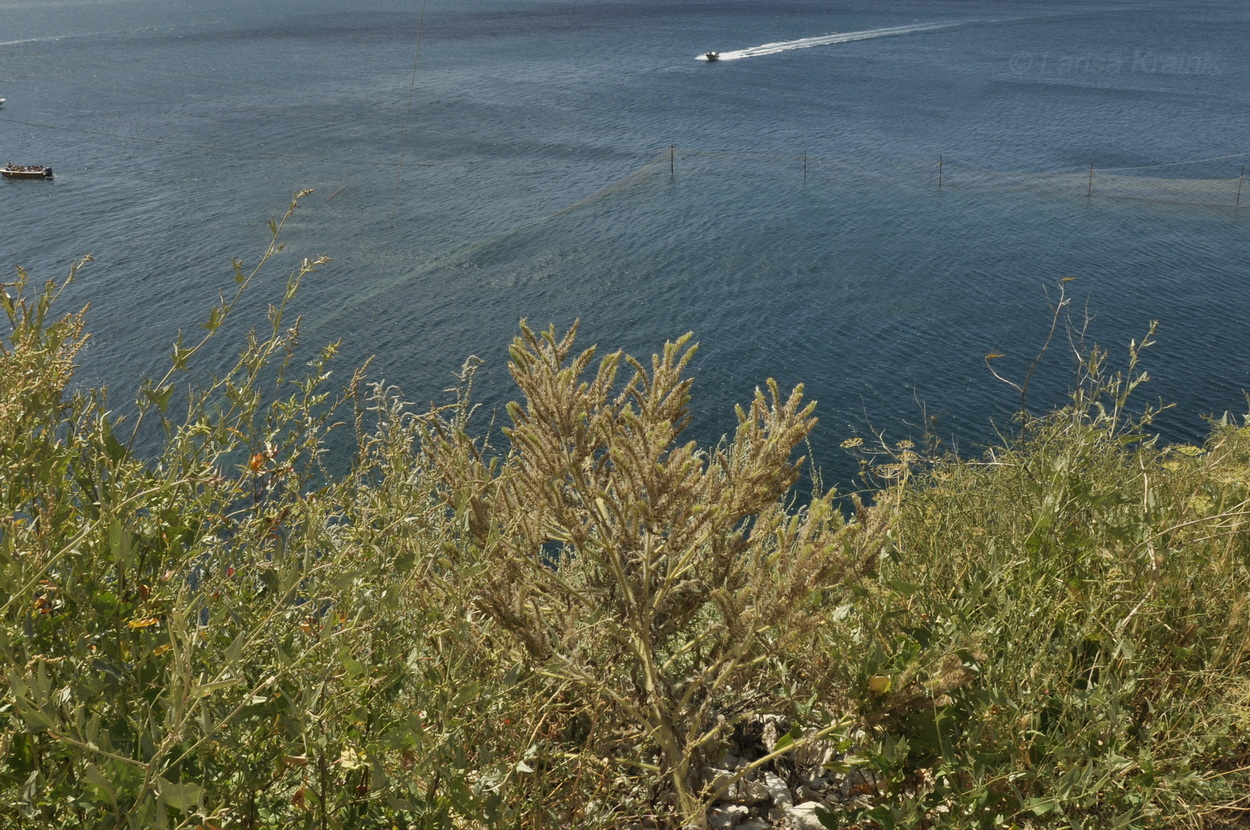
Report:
156,776,204,812
224,631,247,666
886,577,921,597
773,724,803,754
450,682,482,708
101,419,129,462
83,763,118,805
172,337,191,371
1027,796,1058,815
12,699,55,733
143,383,175,415
201,305,223,332
108,518,135,568
191,676,245,700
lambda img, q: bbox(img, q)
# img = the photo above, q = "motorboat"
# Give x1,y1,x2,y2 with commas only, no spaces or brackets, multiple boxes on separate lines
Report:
704,51,720,62
2,164,53,179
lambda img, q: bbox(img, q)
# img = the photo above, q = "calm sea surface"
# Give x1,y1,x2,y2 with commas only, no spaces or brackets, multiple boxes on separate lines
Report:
3,0,1248,489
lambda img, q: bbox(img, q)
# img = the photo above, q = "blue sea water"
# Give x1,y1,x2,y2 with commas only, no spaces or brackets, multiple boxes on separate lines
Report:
3,0,1249,490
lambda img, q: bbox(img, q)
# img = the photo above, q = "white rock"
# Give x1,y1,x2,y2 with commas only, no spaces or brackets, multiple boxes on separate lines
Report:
738,820,770,830
708,803,749,830
738,778,771,805
763,771,793,809
756,715,786,752
786,801,827,830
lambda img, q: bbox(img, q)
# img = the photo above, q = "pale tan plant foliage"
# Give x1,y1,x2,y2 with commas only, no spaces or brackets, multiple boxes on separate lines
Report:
426,322,882,826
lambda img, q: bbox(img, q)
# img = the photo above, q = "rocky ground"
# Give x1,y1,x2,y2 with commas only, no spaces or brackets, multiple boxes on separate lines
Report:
622,715,884,830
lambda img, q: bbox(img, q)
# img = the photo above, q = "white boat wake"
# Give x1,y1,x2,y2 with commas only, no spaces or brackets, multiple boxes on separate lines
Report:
0,26,168,48
698,21,963,61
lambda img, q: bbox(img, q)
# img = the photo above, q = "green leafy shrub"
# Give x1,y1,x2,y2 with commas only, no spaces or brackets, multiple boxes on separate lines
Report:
0,198,516,829
819,325,1250,829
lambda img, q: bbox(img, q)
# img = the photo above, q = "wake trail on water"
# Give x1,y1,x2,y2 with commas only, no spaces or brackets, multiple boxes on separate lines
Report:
0,27,169,48
699,21,965,61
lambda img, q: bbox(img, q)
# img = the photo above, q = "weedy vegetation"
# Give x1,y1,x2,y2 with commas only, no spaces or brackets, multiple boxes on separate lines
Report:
2,195,1249,829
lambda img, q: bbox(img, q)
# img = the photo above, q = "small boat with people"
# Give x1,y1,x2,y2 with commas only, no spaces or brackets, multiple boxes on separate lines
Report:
2,164,54,179
704,51,720,62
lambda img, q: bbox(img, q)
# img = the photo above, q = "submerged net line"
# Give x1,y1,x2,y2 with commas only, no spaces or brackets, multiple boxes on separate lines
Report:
309,145,1243,338
310,152,674,334
664,147,1250,208
943,166,1247,207
12,109,1240,208
1099,150,1250,172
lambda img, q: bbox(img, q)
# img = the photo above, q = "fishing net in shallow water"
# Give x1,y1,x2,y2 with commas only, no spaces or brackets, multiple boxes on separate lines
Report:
941,163,1249,208
659,147,1250,208
666,148,864,183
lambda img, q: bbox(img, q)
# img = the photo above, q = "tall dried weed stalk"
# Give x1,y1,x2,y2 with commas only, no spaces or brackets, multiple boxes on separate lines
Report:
426,322,879,826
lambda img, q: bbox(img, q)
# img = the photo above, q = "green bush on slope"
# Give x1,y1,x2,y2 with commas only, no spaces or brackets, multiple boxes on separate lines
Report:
0,200,514,829
2,201,1250,829
822,333,1250,829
